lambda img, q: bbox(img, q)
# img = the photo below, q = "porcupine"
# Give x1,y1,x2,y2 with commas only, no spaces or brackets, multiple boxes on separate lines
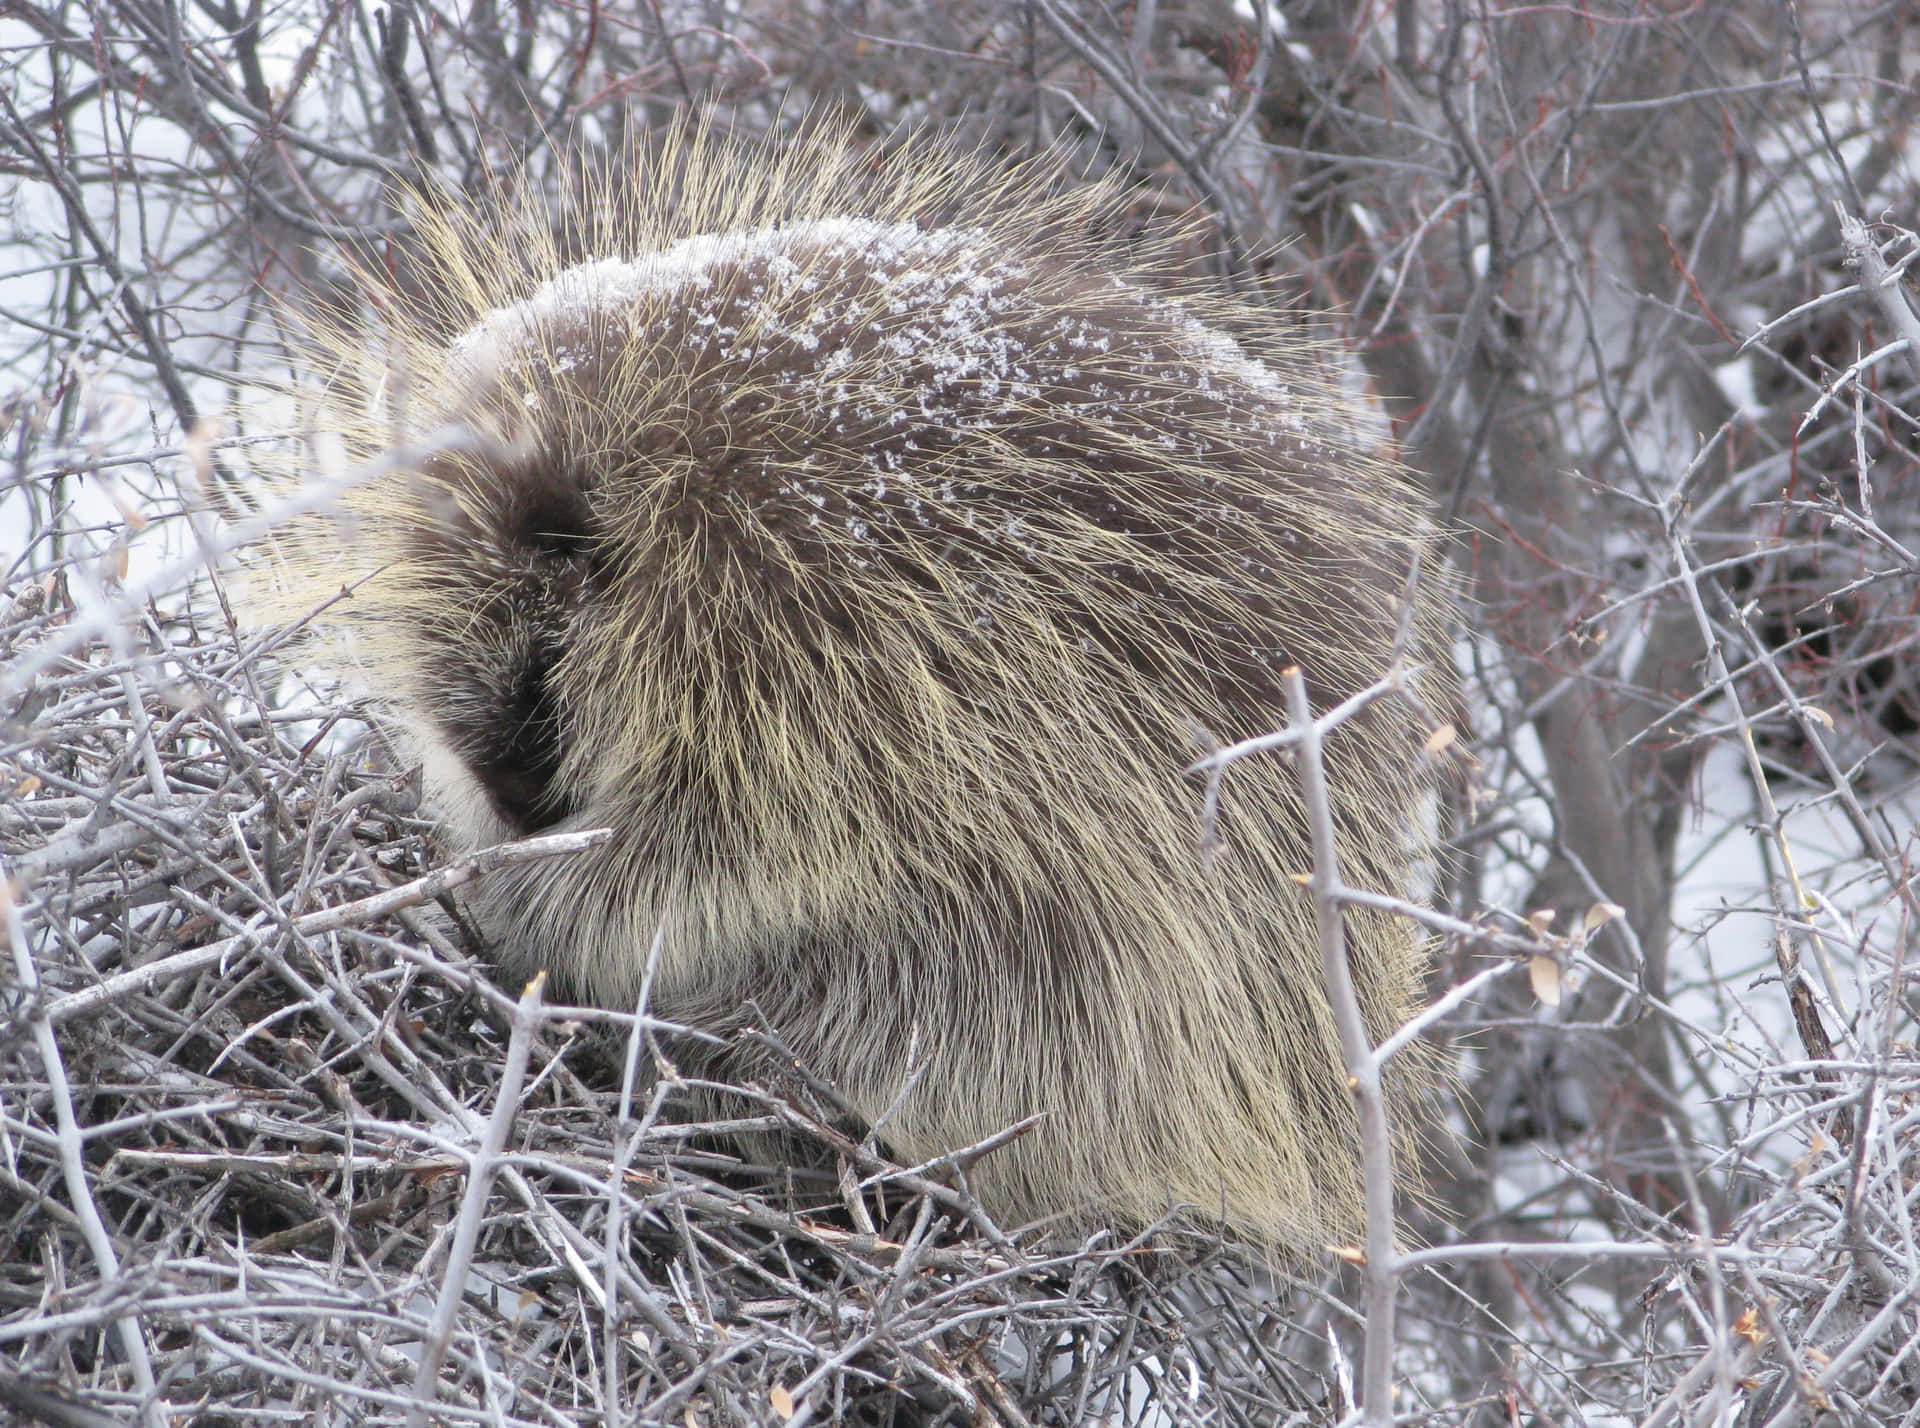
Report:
262,117,1453,1255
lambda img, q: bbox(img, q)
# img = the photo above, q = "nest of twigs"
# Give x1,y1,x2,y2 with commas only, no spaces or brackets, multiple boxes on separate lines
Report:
2,466,1918,1428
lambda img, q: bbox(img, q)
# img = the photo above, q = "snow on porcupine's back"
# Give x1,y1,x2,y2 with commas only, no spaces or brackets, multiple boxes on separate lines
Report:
438,218,1319,446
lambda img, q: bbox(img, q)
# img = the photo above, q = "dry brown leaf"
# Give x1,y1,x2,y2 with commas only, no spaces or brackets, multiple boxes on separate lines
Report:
1530,955,1563,1008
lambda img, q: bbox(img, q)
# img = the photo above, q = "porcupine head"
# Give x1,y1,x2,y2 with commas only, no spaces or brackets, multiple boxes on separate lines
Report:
254,114,1452,1257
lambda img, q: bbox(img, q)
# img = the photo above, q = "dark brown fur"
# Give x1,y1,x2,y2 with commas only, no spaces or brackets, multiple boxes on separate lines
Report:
267,122,1453,1253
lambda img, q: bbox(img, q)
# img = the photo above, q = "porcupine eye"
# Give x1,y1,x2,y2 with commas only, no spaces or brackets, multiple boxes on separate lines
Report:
434,473,597,835
506,479,599,570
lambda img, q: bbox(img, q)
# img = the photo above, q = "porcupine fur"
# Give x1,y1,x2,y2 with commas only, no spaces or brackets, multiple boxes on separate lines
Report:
263,117,1453,1255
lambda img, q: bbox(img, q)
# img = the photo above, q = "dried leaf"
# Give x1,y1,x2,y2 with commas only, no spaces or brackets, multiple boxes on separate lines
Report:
184,416,223,489
1582,902,1625,932
1530,955,1563,1008
111,494,150,533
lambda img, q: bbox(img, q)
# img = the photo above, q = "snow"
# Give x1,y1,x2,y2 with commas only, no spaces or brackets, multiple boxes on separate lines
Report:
444,217,1308,446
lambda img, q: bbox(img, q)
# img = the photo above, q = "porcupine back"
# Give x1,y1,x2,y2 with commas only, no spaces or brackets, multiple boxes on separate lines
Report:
267,118,1451,1253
